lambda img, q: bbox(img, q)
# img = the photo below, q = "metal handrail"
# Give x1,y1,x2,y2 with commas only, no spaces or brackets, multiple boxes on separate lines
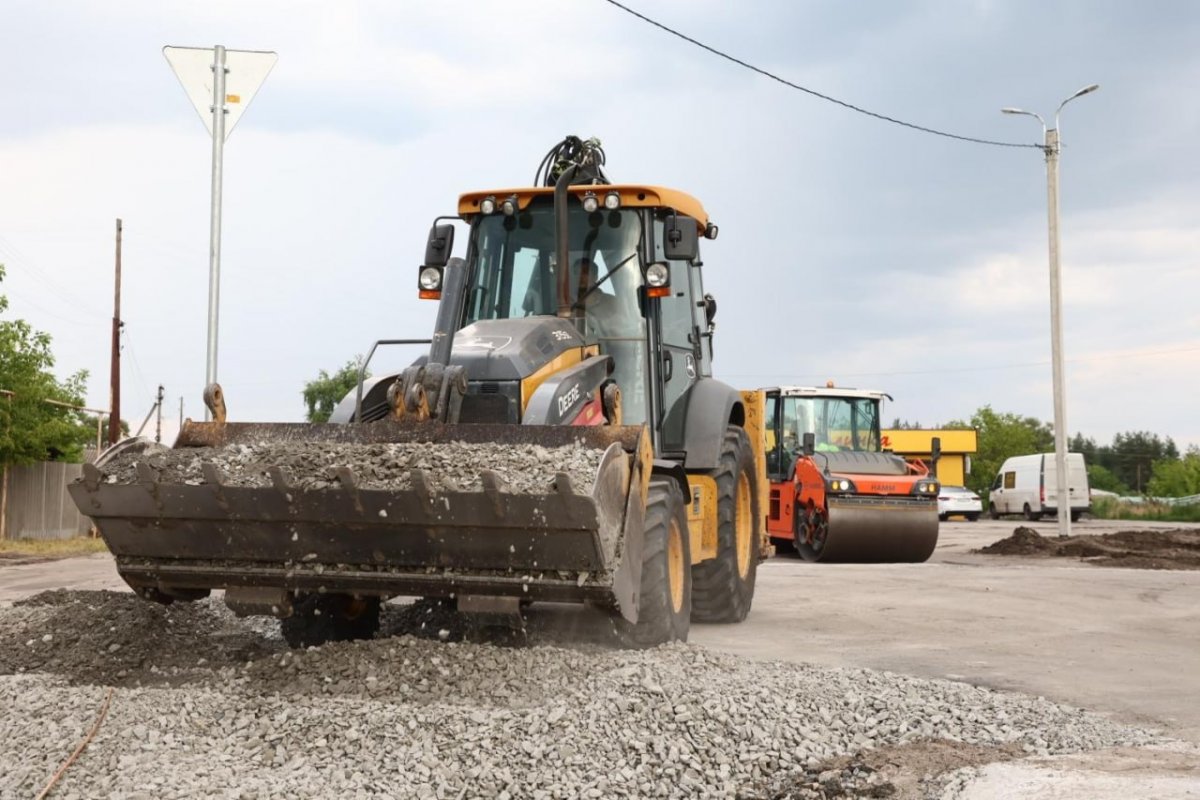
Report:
353,339,431,423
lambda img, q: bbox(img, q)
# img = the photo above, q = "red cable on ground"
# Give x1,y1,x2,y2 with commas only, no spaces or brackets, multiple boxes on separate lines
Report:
34,686,115,800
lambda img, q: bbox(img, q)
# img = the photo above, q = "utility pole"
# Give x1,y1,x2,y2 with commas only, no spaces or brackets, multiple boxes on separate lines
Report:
155,385,165,443
179,396,184,429
109,218,123,446
1002,84,1099,539
0,389,11,541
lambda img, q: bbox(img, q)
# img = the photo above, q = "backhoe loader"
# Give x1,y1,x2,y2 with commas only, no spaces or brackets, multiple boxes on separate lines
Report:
71,137,767,647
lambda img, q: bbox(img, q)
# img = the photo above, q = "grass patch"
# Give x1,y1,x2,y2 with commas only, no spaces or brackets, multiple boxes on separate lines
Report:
0,536,109,559
1090,496,1200,523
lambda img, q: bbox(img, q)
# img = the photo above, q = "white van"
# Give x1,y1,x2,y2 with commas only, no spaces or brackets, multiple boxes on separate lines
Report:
988,453,1090,521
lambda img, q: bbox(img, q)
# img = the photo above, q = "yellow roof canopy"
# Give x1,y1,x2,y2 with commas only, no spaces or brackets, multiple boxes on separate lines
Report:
457,185,709,231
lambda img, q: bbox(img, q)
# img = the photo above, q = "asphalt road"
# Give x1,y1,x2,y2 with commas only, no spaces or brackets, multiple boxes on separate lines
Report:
3,517,1198,743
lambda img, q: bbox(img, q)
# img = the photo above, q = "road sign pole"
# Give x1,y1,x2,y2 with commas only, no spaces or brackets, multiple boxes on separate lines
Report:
204,45,227,416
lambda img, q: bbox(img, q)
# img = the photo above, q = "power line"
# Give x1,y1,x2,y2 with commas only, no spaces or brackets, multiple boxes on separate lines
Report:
719,343,1200,381
601,0,1042,150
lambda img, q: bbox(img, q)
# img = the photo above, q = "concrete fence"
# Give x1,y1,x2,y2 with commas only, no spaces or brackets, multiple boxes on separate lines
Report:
0,461,92,541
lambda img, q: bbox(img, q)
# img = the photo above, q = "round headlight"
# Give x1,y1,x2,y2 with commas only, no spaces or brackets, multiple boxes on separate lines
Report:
501,195,518,216
419,267,442,291
581,192,599,214
645,263,669,287
603,191,621,210
479,196,496,215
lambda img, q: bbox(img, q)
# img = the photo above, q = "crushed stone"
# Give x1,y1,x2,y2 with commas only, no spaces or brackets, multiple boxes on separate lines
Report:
98,440,607,495
0,590,1163,799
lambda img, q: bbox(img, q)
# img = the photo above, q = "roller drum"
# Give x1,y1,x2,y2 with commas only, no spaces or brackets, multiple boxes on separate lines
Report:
798,496,938,563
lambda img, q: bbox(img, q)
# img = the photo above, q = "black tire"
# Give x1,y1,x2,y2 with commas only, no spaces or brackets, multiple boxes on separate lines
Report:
938,513,948,522
1022,503,1041,521
989,503,1000,520
1070,510,1082,523
620,477,691,647
966,513,980,522
691,426,760,623
281,593,381,649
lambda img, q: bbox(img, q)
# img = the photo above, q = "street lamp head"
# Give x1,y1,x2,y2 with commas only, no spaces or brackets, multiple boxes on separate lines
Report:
1001,107,1027,115
1070,84,1100,100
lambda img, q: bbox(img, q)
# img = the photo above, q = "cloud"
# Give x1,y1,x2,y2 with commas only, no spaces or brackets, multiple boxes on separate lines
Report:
2,0,1199,455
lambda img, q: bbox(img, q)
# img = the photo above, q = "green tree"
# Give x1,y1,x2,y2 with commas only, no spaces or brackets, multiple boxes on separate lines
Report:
302,359,367,423
1147,446,1200,498
1106,431,1178,492
946,406,1054,496
1086,463,1130,494
0,265,92,465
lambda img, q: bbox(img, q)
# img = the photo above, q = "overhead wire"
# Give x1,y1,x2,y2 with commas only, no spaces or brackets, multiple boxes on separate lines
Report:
600,0,1043,150
0,233,108,320
718,343,1200,382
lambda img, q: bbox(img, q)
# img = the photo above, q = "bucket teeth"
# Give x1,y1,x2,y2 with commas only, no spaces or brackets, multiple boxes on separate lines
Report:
334,466,359,490
267,466,292,492
135,462,158,484
554,472,577,497
335,467,365,514
479,470,508,518
82,463,102,490
200,462,226,486
410,468,435,511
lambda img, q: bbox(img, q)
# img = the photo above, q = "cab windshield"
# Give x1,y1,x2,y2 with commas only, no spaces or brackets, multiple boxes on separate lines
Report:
780,395,881,454
463,202,643,327
462,201,650,424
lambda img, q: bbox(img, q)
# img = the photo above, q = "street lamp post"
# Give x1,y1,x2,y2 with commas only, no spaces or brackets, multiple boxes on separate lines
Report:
1003,84,1099,539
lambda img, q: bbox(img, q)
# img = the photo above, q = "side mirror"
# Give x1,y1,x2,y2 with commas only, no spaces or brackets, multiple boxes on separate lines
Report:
802,432,815,457
703,293,717,328
424,223,455,267
663,213,699,262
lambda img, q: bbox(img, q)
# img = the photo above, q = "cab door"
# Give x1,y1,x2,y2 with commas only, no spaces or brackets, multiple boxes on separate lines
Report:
655,257,700,452
763,390,793,538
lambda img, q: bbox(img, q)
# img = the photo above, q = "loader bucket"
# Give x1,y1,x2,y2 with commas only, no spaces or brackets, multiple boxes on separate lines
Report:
70,420,651,617
797,495,939,563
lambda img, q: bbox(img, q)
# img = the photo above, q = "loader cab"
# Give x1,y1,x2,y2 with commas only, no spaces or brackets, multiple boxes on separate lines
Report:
452,188,715,452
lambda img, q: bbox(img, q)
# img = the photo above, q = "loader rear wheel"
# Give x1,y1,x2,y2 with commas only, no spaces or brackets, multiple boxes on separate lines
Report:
619,477,691,647
281,593,381,649
691,426,759,623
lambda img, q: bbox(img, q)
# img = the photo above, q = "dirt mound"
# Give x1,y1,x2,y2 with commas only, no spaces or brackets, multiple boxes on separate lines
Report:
978,527,1054,555
740,739,1024,799
977,528,1200,570
0,590,282,686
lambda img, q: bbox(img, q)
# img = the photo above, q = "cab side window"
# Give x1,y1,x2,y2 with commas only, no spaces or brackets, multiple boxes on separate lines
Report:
1003,471,1016,490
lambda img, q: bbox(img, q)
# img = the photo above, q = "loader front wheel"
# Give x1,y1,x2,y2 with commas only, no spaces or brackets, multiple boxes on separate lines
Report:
281,593,381,649
691,426,759,623
620,477,691,647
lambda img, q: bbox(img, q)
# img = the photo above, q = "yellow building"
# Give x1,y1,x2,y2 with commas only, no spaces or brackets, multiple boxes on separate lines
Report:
881,429,978,487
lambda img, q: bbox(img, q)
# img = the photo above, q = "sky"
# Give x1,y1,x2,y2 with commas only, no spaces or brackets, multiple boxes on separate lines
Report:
1,0,1198,450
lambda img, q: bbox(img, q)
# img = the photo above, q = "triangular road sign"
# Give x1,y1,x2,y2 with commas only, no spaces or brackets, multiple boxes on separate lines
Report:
164,45,277,140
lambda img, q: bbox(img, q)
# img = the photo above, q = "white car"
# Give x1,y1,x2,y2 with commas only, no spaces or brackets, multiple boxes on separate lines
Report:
938,485,982,521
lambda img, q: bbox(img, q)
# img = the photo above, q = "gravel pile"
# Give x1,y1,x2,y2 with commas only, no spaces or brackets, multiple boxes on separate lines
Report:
99,440,607,495
0,591,1160,799
0,590,283,686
